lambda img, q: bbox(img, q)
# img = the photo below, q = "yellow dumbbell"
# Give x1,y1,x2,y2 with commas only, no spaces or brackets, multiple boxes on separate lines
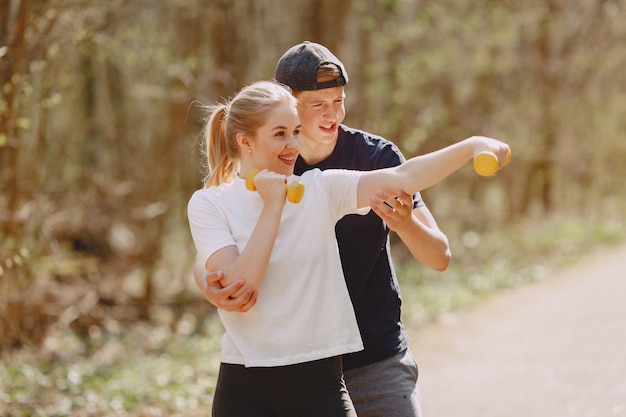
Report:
286,180,305,204
245,169,305,204
473,148,511,177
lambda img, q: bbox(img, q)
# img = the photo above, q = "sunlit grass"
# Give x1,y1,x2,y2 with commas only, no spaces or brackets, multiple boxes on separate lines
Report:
398,214,625,328
1,214,624,416
1,317,224,416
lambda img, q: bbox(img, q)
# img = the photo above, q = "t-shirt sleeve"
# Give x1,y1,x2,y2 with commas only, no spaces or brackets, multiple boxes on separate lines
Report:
316,169,370,220
187,190,235,265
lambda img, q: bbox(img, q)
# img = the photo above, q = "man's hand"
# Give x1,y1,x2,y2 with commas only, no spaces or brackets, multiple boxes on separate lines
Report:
369,190,451,271
369,190,413,232
194,267,258,312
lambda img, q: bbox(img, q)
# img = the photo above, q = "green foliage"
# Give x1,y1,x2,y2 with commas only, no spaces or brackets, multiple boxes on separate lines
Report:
1,2,626,412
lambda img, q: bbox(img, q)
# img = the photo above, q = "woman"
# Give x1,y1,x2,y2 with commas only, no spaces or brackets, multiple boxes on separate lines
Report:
187,80,509,416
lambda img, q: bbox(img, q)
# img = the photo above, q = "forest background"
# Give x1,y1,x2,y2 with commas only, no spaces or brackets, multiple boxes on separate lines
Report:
1,0,625,415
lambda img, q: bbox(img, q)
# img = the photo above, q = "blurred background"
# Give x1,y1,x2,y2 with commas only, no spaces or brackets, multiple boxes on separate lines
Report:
1,0,625,415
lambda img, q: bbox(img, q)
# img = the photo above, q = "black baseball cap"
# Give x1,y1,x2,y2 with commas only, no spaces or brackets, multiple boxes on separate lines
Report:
274,41,348,92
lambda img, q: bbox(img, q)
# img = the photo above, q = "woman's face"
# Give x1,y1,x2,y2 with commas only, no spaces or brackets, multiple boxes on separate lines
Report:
248,102,301,176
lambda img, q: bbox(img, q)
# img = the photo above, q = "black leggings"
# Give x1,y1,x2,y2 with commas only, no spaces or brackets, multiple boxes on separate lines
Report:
212,356,357,417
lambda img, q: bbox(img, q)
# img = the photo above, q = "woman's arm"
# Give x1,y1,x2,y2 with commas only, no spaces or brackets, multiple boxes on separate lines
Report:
357,136,509,208
193,262,258,312
204,171,288,292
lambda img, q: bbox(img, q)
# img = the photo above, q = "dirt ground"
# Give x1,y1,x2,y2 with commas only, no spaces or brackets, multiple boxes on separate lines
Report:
410,243,626,417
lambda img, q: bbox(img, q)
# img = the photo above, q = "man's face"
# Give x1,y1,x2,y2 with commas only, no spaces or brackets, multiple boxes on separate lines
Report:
295,86,346,146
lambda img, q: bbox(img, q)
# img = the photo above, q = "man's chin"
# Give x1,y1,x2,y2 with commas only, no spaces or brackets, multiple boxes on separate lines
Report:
318,128,338,141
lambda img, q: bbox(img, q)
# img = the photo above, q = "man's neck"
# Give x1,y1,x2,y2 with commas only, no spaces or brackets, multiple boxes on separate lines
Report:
299,140,336,165
299,130,340,165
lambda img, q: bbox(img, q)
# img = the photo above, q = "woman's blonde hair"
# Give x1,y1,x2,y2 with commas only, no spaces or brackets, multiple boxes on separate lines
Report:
201,81,297,188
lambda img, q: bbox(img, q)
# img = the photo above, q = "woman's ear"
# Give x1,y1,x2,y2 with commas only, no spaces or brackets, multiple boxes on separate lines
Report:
236,133,253,154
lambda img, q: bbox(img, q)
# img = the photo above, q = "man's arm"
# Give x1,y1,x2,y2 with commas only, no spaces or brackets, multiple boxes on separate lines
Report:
369,190,451,271
193,260,258,312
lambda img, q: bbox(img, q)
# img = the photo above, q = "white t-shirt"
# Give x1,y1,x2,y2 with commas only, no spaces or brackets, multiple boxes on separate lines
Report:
187,168,367,367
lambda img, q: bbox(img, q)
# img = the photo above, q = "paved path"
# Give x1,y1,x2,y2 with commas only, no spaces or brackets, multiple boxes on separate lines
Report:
410,244,626,417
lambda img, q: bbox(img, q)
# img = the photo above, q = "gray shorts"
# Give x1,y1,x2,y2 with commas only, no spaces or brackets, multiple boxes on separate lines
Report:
343,349,423,417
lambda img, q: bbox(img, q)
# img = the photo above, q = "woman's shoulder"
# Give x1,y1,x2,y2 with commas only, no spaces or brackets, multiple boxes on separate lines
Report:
298,168,361,194
188,179,240,207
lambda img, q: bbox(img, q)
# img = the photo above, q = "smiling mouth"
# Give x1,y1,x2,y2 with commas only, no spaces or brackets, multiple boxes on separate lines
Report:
320,123,335,132
279,155,297,164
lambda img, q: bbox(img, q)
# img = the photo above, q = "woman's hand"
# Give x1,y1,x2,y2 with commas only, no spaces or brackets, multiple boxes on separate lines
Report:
252,170,289,207
470,136,511,169
195,269,258,312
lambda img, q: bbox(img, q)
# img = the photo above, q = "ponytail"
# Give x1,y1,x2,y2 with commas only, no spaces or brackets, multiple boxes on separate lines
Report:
203,105,240,188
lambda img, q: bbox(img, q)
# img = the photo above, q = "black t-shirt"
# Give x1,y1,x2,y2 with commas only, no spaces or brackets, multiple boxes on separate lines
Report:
294,125,423,370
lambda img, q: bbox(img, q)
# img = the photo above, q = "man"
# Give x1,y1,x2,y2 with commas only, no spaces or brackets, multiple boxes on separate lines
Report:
195,41,450,417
